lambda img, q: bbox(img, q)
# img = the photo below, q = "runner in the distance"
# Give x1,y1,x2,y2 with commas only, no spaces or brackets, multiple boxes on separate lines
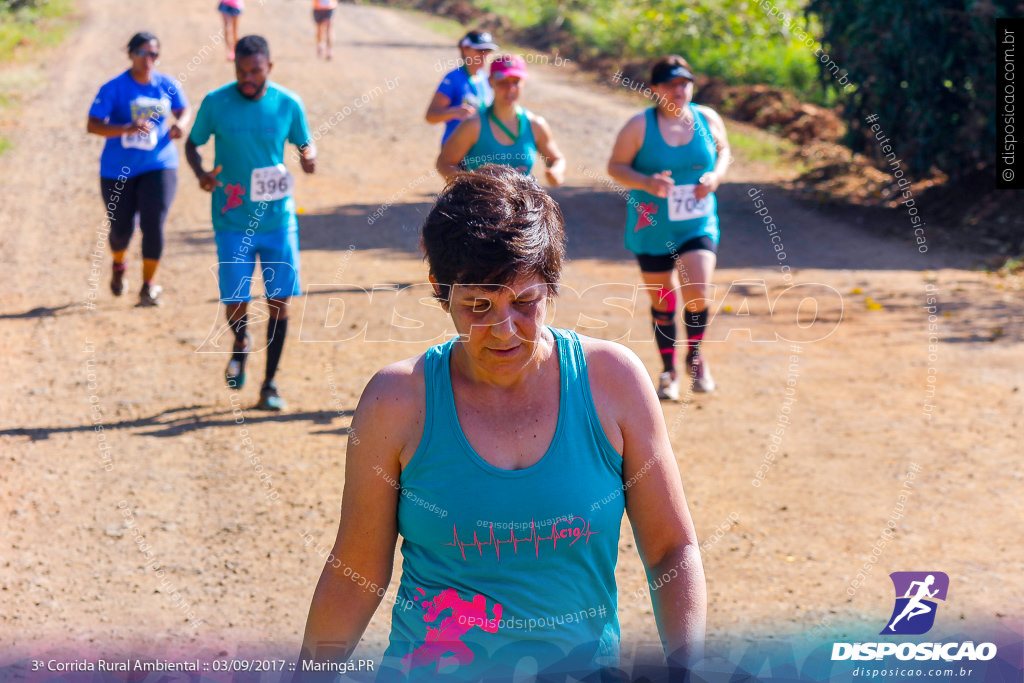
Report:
87,31,190,307
300,165,705,680
217,0,244,60
424,30,497,146
437,54,565,184
185,35,315,411
607,55,731,399
312,0,338,60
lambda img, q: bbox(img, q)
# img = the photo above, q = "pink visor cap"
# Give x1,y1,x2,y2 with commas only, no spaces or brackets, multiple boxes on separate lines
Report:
490,54,528,80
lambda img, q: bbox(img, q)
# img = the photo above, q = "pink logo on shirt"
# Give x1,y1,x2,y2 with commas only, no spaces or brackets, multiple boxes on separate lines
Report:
402,587,502,674
634,202,658,231
222,183,245,214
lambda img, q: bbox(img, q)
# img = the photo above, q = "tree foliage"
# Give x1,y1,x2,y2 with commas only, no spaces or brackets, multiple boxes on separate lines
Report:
475,0,828,100
808,0,1015,178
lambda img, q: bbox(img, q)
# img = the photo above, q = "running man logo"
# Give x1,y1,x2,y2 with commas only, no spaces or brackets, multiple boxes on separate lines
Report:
881,571,949,635
402,587,502,674
222,183,246,214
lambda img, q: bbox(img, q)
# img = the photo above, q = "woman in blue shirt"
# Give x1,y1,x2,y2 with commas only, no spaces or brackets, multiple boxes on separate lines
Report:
301,165,705,680
87,32,190,306
424,30,498,146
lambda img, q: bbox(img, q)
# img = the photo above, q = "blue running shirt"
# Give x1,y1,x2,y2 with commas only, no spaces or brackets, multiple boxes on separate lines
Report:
189,81,312,233
88,71,188,179
378,328,625,681
437,66,493,144
625,105,719,255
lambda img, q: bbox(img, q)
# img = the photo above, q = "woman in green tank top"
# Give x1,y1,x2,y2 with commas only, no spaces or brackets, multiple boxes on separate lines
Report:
608,55,732,400
301,165,705,680
438,54,567,185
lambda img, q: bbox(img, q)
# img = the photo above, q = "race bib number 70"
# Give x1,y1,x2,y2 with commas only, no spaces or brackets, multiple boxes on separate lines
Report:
667,184,713,222
250,164,293,202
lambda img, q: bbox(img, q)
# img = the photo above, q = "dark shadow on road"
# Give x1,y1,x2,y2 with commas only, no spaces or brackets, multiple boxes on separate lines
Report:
1,404,355,441
0,303,85,319
289,181,978,274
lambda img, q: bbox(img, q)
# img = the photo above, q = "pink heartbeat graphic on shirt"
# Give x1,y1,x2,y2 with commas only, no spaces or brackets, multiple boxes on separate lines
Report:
444,517,598,562
401,587,502,675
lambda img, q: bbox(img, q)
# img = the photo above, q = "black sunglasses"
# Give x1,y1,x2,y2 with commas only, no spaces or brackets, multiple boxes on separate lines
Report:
134,50,160,59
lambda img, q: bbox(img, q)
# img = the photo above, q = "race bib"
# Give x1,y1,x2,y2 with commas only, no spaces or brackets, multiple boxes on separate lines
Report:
120,128,158,151
667,184,713,222
250,164,293,202
315,0,332,7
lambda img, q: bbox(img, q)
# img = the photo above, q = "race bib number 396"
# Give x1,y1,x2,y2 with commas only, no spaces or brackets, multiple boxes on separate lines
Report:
251,164,293,202
667,184,712,222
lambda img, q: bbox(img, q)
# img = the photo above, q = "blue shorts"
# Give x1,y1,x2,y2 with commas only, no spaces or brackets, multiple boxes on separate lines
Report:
218,2,242,16
214,228,302,303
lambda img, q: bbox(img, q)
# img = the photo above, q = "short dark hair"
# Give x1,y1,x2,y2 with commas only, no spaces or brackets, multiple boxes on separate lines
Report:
235,35,270,61
127,32,158,54
421,164,565,305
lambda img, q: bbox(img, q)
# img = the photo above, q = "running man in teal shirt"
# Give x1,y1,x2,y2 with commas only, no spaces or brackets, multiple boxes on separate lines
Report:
185,34,316,411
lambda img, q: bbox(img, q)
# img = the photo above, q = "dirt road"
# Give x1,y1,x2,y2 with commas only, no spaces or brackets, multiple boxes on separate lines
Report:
1,0,1022,665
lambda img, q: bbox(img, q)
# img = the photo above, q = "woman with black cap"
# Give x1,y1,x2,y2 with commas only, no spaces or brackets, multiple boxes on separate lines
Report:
424,30,498,146
87,32,190,306
607,55,731,400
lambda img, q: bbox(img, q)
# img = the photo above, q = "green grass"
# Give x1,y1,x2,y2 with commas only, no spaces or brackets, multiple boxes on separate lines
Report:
0,0,75,62
730,128,795,166
996,256,1024,276
0,1,76,156
466,0,833,103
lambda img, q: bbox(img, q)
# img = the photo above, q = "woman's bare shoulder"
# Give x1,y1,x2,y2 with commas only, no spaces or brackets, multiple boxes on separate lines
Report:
575,334,653,403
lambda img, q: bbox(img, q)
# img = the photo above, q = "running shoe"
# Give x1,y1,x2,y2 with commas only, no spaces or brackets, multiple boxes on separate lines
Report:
657,371,680,401
225,333,251,390
688,352,716,393
325,47,333,60
257,380,287,411
137,283,162,307
110,263,126,296
316,43,324,58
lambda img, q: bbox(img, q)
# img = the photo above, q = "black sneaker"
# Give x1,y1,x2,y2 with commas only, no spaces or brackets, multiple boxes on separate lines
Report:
225,333,251,390
110,263,127,296
257,381,287,411
137,283,162,307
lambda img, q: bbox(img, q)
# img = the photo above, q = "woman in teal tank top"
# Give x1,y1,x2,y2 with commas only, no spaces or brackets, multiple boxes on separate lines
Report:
301,165,706,680
438,54,566,185
608,55,732,401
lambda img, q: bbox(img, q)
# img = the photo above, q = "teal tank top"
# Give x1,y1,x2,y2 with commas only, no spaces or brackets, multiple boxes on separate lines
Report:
379,327,625,681
624,105,719,255
463,105,538,175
